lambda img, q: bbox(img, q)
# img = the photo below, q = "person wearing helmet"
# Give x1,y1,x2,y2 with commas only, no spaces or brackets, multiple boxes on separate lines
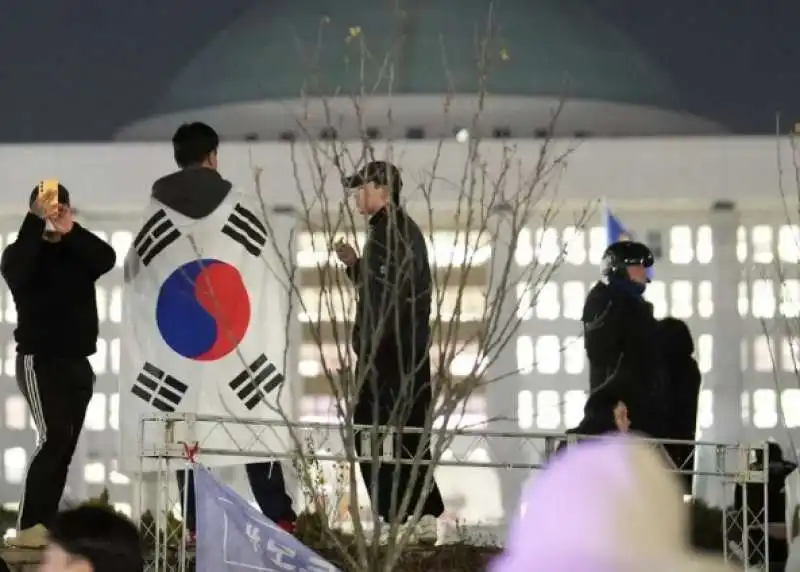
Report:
570,240,667,438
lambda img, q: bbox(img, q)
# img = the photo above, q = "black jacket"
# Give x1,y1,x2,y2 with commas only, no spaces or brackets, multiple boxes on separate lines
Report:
1,213,116,358
658,317,701,442
581,278,666,435
346,207,431,370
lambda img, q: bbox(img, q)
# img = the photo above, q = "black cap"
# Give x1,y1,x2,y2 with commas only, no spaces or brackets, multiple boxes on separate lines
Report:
29,180,71,207
601,240,654,280
342,161,402,203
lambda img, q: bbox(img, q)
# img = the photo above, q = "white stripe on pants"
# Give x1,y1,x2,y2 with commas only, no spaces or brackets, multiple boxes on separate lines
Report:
17,354,48,530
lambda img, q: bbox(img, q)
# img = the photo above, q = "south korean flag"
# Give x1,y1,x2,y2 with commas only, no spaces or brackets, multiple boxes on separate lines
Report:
119,189,296,471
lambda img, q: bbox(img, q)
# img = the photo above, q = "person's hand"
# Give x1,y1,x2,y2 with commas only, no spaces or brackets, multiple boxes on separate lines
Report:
613,401,630,433
334,239,358,267
49,205,74,235
30,191,59,220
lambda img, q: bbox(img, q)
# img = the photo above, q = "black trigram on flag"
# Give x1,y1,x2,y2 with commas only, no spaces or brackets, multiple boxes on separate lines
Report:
134,209,181,266
228,354,285,411
131,362,189,413
221,204,267,257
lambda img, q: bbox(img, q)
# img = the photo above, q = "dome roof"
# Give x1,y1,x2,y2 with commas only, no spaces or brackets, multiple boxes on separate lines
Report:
152,0,684,116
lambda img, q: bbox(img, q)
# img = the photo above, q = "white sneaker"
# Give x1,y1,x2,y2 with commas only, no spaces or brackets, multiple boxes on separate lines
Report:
409,515,438,545
435,515,461,546
6,524,48,548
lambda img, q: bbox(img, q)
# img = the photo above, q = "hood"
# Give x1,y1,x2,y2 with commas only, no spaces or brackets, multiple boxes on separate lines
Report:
491,436,734,572
151,167,233,219
658,317,695,357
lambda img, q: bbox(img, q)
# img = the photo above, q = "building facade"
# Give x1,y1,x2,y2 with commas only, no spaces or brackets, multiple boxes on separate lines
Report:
0,137,795,526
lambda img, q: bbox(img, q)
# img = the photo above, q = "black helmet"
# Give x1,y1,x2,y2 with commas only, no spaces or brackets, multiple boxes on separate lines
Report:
601,240,654,280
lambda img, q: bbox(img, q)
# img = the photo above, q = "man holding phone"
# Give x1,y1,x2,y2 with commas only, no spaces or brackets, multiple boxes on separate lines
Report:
1,181,116,547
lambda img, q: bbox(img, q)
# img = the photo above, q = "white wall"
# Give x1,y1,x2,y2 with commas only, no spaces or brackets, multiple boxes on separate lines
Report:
0,136,795,213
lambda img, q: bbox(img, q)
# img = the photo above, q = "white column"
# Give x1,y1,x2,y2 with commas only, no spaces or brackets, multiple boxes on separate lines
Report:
696,202,742,503
483,207,528,537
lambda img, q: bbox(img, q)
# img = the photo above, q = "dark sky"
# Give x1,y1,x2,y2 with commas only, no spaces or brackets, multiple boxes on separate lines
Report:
1,0,798,142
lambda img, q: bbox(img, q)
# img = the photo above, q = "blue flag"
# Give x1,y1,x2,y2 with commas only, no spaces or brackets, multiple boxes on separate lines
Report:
194,465,340,572
604,207,654,279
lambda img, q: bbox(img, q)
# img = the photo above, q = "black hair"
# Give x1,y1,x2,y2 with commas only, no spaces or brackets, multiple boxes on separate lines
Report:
48,506,143,572
172,122,219,168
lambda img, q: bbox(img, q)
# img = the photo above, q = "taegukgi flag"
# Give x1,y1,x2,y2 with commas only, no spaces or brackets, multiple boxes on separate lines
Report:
118,189,296,471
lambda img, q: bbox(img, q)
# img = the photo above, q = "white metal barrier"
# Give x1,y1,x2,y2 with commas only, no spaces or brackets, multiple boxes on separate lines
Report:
135,413,772,572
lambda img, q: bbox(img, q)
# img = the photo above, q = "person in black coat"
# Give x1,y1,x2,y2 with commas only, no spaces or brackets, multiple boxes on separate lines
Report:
658,316,702,492
334,161,444,537
568,240,668,440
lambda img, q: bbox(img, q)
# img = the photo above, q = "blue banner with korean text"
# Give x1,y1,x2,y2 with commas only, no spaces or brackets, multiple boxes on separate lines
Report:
194,465,339,572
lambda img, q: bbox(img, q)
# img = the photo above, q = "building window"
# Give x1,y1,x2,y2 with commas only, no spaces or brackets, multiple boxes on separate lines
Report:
109,393,119,430
83,461,106,484
534,283,560,321
645,280,667,319
84,393,107,431
437,286,486,322
89,338,107,375
535,336,561,374
736,225,748,263
698,389,713,429
562,227,586,265
4,447,26,484
298,287,355,323
517,390,533,429
588,227,606,264
535,390,560,429
515,228,533,266
737,281,749,317
4,291,16,324
779,225,800,263
3,342,13,377
563,390,586,428
669,226,693,264
516,283,533,321
751,279,776,319
429,231,492,267
109,338,121,375
110,231,134,268
516,336,534,375
695,225,713,264
782,389,800,428
561,281,585,320
780,279,800,318
751,225,774,264
753,336,775,372
534,228,560,264
670,280,693,319
697,281,713,318
781,337,800,373
752,388,778,429
563,336,584,375
697,334,713,374
4,396,26,430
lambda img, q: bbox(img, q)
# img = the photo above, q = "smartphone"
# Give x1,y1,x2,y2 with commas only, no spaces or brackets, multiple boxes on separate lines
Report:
38,179,59,209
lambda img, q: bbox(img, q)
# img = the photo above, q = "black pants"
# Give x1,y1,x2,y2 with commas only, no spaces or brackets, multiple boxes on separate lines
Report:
177,462,295,532
15,354,94,529
353,358,445,524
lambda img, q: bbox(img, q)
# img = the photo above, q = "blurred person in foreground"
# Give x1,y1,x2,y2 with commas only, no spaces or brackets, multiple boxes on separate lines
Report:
492,435,734,572
567,240,666,440
144,122,295,536
40,506,142,572
1,182,116,547
658,316,702,493
334,161,445,542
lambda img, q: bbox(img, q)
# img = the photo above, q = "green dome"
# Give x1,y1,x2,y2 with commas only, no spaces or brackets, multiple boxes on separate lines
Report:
153,0,683,116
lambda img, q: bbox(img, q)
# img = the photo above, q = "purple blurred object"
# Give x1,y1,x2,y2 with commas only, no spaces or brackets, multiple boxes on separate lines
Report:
490,435,733,572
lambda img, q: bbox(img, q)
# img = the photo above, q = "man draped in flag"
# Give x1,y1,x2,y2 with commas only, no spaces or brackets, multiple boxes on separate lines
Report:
567,211,667,438
121,122,296,537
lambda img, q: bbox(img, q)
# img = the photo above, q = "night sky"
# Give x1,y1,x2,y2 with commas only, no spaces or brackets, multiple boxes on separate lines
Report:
1,0,798,142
